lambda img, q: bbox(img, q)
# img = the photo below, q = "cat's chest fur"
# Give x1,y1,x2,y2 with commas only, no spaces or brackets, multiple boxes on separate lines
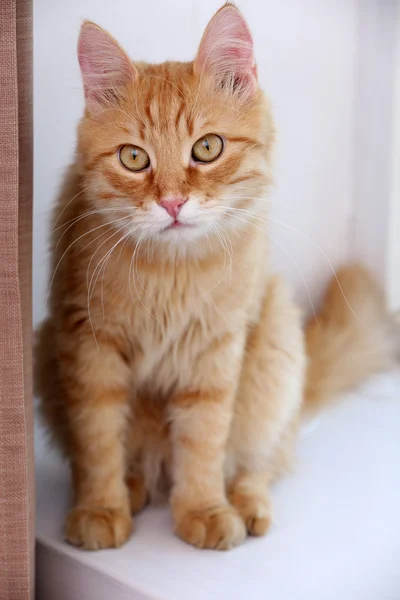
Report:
102,241,265,390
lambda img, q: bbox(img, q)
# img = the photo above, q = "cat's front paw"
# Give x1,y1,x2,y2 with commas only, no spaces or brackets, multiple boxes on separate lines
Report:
65,506,133,550
175,504,246,550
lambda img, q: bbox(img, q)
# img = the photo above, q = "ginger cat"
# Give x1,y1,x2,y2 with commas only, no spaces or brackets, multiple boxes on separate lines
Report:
35,3,397,551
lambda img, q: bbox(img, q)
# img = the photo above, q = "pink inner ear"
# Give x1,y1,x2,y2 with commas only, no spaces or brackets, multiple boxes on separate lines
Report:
195,5,257,92
78,22,135,105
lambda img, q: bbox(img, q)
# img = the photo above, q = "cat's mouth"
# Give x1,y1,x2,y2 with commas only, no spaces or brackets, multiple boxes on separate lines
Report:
164,220,194,231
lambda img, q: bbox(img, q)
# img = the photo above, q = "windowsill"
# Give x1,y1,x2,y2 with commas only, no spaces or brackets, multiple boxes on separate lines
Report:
35,372,400,600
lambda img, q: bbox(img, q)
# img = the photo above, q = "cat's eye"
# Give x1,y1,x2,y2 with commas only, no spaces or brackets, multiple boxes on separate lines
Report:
191,134,224,163
118,145,150,172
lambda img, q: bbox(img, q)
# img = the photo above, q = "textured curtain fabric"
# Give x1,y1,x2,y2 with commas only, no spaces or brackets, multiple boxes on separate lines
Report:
0,1,34,598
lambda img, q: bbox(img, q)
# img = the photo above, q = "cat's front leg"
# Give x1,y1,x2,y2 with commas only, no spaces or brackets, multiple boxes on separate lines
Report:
59,329,133,550
169,333,246,550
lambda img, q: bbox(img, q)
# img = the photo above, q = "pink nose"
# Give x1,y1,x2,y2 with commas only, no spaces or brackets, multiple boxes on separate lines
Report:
160,197,187,219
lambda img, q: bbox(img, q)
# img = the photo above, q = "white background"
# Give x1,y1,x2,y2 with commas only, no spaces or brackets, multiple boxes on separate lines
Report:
33,0,367,326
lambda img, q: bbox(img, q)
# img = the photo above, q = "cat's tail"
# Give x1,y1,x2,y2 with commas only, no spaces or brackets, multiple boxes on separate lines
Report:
304,264,399,413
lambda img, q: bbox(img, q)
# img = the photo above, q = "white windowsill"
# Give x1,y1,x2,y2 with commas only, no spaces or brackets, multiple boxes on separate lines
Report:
35,372,400,600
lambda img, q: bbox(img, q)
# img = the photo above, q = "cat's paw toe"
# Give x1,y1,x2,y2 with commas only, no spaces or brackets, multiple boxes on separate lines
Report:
65,506,133,550
229,490,272,536
175,504,246,550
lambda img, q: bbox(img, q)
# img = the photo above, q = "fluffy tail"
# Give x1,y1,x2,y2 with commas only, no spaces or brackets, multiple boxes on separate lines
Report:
304,265,399,412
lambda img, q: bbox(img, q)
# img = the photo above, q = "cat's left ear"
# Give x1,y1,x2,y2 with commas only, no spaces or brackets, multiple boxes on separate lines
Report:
194,3,257,98
78,21,138,110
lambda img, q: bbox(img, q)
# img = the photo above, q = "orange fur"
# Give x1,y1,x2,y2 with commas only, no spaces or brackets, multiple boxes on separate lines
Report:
34,4,398,551
304,264,398,412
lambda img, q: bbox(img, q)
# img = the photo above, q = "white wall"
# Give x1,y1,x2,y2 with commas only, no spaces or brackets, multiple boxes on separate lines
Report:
33,0,359,326
386,2,400,312
352,0,400,311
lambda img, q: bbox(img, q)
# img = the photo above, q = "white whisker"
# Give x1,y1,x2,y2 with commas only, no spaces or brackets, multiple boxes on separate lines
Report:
86,228,127,349
204,223,233,296
47,215,131,303
53,207,131,234
53,185,93,227
225,212,320,325
221,205,360,323
129,228,164,327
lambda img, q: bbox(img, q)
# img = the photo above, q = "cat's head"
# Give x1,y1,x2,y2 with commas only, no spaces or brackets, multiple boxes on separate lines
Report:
76,3,275,254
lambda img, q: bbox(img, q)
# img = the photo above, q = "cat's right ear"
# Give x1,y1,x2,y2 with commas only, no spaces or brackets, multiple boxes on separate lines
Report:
78,21,137,110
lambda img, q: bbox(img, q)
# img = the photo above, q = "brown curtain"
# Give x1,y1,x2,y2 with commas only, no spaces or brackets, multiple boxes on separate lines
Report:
0,1,34,598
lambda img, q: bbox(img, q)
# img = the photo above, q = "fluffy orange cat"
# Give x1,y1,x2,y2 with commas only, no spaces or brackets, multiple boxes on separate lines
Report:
35,3,397,551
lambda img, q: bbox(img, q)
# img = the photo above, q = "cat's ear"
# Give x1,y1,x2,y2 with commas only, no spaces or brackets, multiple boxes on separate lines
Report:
194,4,257,98
78,21,137,109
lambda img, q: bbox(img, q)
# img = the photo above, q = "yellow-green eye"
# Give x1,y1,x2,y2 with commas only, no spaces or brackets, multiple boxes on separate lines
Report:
118,144,150,172
191,134,224,163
